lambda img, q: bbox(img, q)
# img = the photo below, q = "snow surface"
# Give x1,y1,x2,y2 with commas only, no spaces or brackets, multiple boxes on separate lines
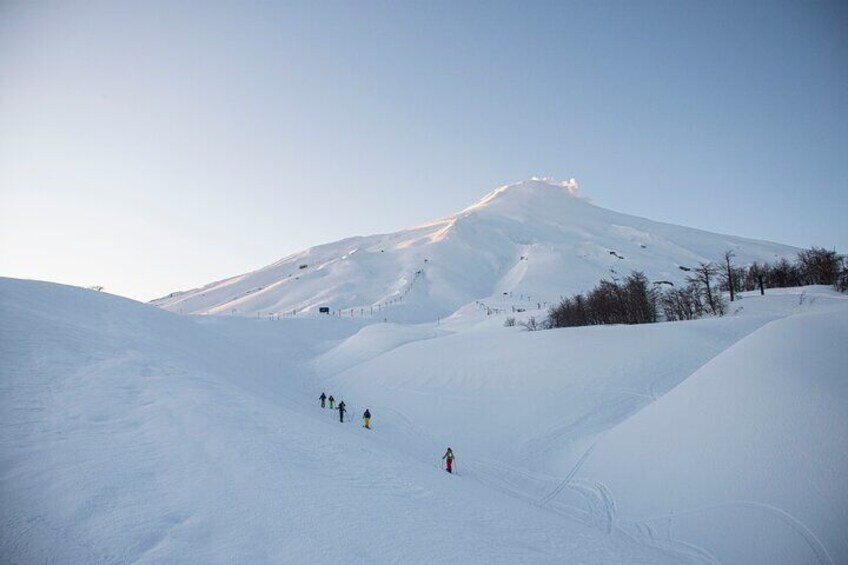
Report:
3,277,846,564
578,306,848,565
151,179,798,322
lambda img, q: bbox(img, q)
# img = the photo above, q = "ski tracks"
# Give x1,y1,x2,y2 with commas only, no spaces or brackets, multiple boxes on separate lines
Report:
537,440,598,506
625,501,835,565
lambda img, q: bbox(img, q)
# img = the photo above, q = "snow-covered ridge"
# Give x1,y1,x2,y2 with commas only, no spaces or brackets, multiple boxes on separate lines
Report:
152,179,799,321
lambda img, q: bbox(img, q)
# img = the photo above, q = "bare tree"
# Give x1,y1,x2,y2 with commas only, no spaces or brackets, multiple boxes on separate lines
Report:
796,247,843,286
547,271,659,328
745,262,766,295
767,257,801,288
660,283,703,321
720,250,740,302
687,262,726,316
836,255,848,293
623,271,659,324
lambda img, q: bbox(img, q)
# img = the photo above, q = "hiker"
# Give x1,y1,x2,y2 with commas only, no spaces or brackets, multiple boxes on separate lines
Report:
442,447,455,474
338,401,346,423
319,392,327,408
328,395,335,410
363,408,371,429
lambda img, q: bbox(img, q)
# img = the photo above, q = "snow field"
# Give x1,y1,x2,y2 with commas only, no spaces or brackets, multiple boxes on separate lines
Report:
1,278,685,564
577,305,848,565
317,286,848,564
2,278,846,563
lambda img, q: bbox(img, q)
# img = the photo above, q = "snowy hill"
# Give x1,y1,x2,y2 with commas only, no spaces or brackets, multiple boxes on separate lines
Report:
151,179,798,322
322,287,848,565
3,277,846,564
577,304,848,565
0,278,684,564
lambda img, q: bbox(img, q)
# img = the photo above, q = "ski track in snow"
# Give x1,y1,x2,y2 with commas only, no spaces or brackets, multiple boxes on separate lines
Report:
619,501,834,565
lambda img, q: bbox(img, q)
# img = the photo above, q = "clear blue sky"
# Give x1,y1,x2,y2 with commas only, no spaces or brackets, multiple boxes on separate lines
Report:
1,1,846,300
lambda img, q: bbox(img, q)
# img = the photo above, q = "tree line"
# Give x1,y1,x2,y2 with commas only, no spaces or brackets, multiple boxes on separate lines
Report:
545,247,847,329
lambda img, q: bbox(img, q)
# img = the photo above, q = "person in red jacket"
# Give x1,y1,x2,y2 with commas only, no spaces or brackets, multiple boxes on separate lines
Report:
442,448,455,473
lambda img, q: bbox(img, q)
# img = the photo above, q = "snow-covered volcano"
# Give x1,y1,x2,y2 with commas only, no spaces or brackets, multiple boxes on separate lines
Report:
152,179,797,321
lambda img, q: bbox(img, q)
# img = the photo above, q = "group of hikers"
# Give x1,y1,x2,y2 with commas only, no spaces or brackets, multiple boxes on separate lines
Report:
319,392,370,428
318,392,456,473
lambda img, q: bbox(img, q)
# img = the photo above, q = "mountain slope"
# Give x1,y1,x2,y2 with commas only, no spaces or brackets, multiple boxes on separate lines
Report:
152,179,797,322
0,277,688,564
318,286,848,564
